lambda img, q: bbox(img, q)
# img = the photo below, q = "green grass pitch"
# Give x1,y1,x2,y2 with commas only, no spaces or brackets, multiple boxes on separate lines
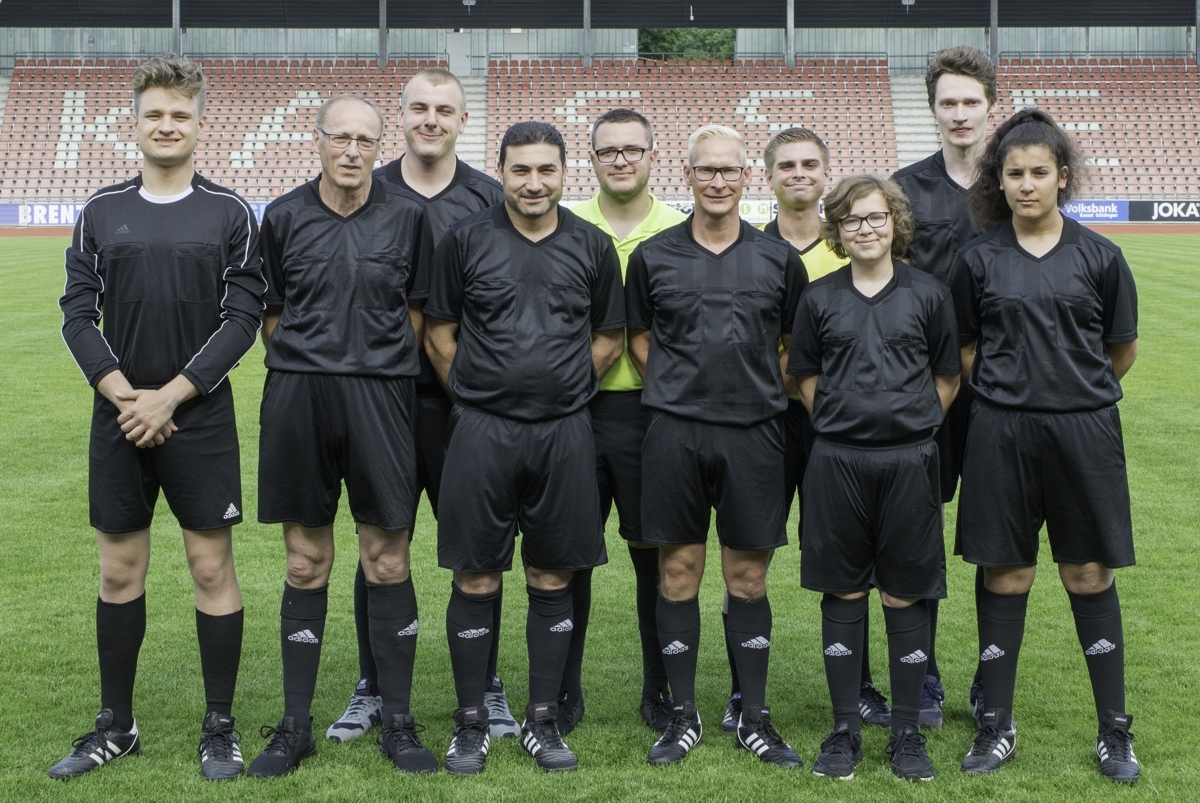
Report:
0,234,1197,801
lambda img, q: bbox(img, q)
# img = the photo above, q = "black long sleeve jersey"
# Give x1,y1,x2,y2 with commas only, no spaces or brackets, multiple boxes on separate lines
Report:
60,173,266,395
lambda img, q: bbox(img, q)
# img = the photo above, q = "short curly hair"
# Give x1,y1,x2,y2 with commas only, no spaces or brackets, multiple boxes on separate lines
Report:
132,54,206,114
819,175,915,260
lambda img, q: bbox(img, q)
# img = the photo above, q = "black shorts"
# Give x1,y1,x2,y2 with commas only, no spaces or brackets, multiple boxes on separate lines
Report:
781,397,817,519
641,410,788,551
591,390,648,541
257,371,417,531
89,381,242,533
437,406,607,573
956,401,1135,568
800,436,946,600
934,384,972,503
415,390,452,518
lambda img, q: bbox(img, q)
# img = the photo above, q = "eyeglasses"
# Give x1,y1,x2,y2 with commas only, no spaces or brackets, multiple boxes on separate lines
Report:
594,147,647,163
838,212,891,232
316,126,382,153
691,165,746,181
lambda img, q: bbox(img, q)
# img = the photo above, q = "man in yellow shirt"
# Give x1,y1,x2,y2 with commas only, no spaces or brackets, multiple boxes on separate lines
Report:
567,108,687,735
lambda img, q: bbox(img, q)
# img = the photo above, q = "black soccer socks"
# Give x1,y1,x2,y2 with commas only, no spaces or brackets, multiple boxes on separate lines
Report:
883,601,931,735
722,594,741,697
860,606,874,684
352,561,378,691
96,593,146,732
629,545,668,695
657,594,701,709
926,598,941,680
1068,581,1126,723
821,594,868,735
726,594,772,717
367,578,419,722
560,568,592,701
485,579,503,681
196,607,243,716
281,583,327,722
976,583,1029,730
527,584,574,706
447,584,499,710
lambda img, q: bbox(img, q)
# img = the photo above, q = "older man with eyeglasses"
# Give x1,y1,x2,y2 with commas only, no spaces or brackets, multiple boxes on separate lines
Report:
249,93,438,778
624,124,808,768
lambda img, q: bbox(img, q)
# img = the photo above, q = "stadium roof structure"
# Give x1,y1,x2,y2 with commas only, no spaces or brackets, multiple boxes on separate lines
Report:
0,0,1196,28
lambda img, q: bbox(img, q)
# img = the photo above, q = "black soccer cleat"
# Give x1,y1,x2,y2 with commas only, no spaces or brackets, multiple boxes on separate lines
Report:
379,713,437,774
736,706,803,768
640,688,674,733
648,702,702,766
246,717,316,778
556,689,586,737
49,709,141,779
521,702,578,772
888,726,935,781
1096,710,1139,784
859,682,892,727
812,722,863,780
961,708,1016,775
918,674,945,730
444,706,490,776
720,692,742,733
198,711,243,781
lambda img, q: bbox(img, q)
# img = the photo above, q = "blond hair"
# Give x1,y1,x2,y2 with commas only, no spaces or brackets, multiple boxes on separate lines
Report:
132,55,206,114
688,124,746,164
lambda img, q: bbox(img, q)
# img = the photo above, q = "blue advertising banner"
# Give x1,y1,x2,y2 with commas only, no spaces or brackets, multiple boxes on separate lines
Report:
1061,200,1128,223
0,201,270,227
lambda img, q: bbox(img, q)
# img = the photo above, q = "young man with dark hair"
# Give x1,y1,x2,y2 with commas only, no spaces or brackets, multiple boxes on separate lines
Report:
891,44,998,728
54,55,264,781
791,175,961,782
568,107,687,735
325,68,516,746
424,120,625,775
249,94,436,778
626,125,807,768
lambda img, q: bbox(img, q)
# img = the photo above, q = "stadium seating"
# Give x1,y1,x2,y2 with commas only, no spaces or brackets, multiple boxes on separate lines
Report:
1,56,1197,204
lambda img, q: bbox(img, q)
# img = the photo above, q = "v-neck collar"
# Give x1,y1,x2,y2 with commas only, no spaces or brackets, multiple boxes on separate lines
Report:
387,155,468,203
1005,215,1074,263
495,202,569,247
684,214,746,259
306,175,381,223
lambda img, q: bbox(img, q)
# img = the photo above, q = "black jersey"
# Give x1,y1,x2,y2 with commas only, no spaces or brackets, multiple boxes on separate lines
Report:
625,218,808,426
788,261,961,443
261,177,432,378
950,217,1138,412
424,203,626,421
60,173,265,395
893,151,978,285
375,156,504,390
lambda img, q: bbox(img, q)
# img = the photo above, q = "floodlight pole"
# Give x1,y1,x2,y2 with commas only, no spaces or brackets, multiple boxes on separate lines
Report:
990,0,999,64
1195,0,1199,63
379,0,389,68
583,0,593,67
172,0,181,56
786,0,795,68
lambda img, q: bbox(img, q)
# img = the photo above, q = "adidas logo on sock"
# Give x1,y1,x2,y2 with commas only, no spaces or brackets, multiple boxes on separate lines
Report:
980,644,1005,661
741,636,770,649
287,629,319,644
1086,638,1116,655
115,224,131,234
457,627,490,639
900,649,928,664
222,502,240,520
550,618,574,633
661,640,689,655
397,620,419,637
824,642,852,657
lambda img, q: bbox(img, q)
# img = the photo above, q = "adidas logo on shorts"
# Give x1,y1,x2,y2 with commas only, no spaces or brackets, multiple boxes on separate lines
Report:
550,619,574,633
900,649,928,664
287,629,319,644
457,627,490,639
824,642,852,657
1086,639,1117,655
662,640,689,655
980,644,1006,661
222,503,240,520
397,620,419,637
741,636,770,650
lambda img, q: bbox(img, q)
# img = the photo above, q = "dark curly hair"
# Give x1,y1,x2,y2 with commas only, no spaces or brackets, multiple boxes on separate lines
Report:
968,107,1086,231
819,175,915,260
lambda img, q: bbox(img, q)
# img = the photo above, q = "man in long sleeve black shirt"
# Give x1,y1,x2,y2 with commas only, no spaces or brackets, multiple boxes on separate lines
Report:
52,57,265,783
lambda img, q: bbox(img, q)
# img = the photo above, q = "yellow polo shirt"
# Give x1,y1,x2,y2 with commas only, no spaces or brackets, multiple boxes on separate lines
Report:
573,193,688,392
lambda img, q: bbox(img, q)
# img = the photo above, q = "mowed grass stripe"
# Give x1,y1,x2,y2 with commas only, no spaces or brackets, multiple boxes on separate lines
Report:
0,234,1196,801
